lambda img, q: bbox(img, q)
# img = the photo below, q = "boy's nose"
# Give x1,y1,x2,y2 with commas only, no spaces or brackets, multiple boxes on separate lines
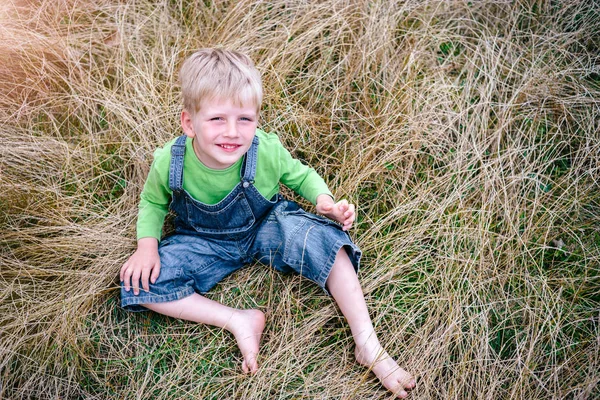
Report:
223,121,239,137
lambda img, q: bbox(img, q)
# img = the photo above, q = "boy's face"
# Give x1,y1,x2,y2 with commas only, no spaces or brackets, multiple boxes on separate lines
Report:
181,98,258,169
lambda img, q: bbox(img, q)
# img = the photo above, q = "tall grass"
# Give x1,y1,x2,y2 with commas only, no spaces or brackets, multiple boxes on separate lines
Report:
1,0,599,398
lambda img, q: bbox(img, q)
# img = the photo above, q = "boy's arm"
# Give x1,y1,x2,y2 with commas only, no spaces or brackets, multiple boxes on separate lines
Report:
122,148,172,294
272,135,355,230
136,159,172,240
275,138,333,204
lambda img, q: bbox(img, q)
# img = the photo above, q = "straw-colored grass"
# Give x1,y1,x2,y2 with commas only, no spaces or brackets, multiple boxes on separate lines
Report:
1,0,599,398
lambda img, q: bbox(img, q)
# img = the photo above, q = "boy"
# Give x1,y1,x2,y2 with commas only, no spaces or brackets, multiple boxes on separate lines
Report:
120,48,415,398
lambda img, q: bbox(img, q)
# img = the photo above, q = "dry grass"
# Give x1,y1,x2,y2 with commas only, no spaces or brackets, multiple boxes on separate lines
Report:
1,0,599,398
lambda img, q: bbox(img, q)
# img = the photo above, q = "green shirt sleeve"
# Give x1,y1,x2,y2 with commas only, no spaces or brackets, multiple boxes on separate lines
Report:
136,144,173,240
266,132,332,204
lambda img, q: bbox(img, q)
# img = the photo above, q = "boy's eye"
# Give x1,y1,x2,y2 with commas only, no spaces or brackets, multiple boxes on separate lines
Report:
240,117,252,122
210,117,224,121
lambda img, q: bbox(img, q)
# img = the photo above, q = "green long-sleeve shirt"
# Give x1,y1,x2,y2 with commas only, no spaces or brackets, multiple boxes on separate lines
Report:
137,129,333,240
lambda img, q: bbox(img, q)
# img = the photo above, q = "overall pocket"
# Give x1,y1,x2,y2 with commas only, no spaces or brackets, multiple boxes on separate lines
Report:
185,192,256,234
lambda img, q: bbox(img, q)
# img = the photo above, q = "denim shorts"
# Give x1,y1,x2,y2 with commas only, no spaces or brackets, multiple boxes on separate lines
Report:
121,200,361,311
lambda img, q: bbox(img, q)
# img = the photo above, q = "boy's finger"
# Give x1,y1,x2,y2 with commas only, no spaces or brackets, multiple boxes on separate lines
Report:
320,202,332,211
121,265,132,291
345,204,355,217
342,209,355,230
151,263,161,284
141,268,150,292
132,270,141,295
345,213,355,224
119,263,127,282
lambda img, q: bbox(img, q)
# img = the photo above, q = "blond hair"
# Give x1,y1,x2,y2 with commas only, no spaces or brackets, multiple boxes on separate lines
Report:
179,48,262,113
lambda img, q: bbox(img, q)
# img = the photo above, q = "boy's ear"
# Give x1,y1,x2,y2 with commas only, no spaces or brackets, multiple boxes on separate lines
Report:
181,109,195,138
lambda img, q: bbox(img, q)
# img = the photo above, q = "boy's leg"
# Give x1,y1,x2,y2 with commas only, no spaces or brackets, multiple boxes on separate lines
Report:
326,248,416,398
143,294,265,374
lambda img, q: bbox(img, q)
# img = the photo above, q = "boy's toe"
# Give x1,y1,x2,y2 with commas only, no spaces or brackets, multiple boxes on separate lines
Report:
242,353,258,374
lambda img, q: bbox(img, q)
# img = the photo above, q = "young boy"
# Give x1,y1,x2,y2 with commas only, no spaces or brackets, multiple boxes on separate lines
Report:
120,48,415,398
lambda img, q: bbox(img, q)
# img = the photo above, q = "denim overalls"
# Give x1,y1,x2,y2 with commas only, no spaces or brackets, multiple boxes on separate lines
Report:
121,135,361,311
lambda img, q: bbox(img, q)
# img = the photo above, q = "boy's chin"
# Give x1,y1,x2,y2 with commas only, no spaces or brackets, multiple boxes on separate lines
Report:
213,153,247,169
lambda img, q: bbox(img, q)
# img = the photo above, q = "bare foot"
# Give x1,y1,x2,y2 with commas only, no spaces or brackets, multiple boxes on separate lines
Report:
354,333,416,398
228,309,266,374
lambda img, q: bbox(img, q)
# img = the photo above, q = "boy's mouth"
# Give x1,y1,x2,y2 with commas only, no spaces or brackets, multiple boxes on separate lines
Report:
218,144,241,152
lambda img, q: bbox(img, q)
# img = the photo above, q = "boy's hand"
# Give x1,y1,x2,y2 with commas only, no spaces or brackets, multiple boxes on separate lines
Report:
315,194,356,231
120,237,160,296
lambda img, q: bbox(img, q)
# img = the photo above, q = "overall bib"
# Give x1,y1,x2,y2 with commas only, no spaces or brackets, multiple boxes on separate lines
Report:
121,135,361,312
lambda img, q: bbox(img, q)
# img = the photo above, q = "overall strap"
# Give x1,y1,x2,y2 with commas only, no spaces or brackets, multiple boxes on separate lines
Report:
168,135,187,191
240,135,259,185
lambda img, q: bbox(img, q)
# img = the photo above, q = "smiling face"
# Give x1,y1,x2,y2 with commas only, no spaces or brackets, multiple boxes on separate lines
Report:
181,97,258,169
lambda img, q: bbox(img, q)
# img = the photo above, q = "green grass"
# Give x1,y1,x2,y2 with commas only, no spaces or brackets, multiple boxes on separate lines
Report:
1,0,600,398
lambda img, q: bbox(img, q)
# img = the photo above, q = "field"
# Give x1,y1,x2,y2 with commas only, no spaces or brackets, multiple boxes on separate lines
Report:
1,0,599,398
